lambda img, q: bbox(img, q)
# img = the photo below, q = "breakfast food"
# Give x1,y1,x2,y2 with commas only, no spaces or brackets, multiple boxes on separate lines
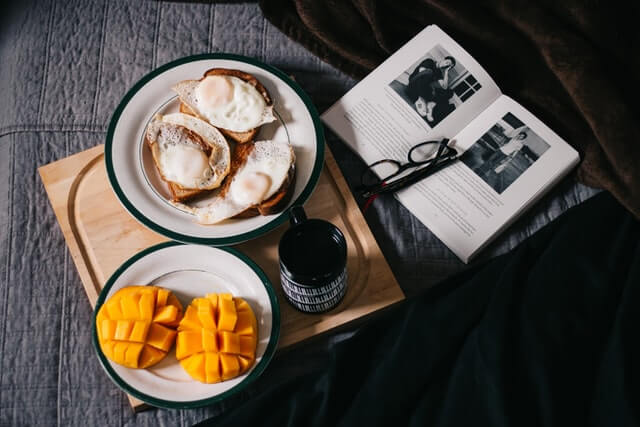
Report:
174,139,295,224
96,286,184,369
145,112,231,202
173,68,275,144
176,293,258,383
144,67,296,222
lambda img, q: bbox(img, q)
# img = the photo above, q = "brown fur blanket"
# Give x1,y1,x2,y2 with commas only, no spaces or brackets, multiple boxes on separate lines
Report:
260,0,640,218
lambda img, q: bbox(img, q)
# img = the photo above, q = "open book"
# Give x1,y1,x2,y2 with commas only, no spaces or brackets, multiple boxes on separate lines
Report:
322,25,579,263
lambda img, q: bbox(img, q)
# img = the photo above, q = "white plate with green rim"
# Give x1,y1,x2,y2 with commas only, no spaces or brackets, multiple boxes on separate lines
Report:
92,241,280,409
105,53,324,245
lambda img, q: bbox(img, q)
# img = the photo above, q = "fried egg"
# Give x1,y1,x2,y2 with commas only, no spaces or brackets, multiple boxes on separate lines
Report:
173,75,275,133
145,113,231,190
175,140,295,224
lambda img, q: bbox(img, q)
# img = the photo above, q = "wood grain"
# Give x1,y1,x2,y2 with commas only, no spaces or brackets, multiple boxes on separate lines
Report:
39,144,404,411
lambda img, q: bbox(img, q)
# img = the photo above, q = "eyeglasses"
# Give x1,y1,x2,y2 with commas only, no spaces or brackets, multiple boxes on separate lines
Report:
358,138,458,199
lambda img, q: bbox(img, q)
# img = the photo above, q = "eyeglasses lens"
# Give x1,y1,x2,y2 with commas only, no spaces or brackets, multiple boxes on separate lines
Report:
409,142,440,163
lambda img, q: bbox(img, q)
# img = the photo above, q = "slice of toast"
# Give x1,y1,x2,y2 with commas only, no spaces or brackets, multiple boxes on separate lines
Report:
217,141,296,219
177,68,273,144
145,116,222,203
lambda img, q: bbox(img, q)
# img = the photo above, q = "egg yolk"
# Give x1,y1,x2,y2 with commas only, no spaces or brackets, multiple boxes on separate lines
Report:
195,76,234,111
161,144,209,187
233,172,271,205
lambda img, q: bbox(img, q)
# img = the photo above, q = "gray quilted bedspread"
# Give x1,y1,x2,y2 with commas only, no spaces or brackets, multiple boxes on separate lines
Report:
0,1,599,425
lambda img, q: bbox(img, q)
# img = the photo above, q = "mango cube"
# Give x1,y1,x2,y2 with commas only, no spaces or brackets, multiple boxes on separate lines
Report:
180,353,206,383
115,320,134,341
129,321,150,343
205,353,221,383
219,354,240,380
238,356,254,375
120,294,140,320
196,298,216,329
153,305,178,325
234,310,255,336
239,335,256,358
217,298,237,331
176,330,203,360
156,288,170,308
202,328,218,353
178,306,202,331
146,323,177,352
100,319,117,342
139,345,166,369
219,331,241,354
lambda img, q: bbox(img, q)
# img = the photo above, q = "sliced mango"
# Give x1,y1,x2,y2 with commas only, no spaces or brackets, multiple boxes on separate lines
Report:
234,310,255,336
176,293,258,383
100,319,118,342
115,320,134,341
146,323,177,352
139,345,166,369
219,354,240,380
156,288,170,308
175,330,203,360
120,293,141,320
196,298,216,329
178,306,202,332
219,331,240,354
238,356,254,375
205,352,221,383
96,286,183,369
138,293,155,320
217,297,237,332
153,305,179,325
239,335,256,358
129,321,150,343
205,293,219,312
202,328,218,353
180,353,206,383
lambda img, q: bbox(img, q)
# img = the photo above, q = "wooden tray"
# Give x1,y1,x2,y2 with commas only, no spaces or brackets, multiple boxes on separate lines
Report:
39,144,404,410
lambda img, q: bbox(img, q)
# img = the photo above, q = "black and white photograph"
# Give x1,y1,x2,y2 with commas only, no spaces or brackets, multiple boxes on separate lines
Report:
389,44,482,127
460,113,551,194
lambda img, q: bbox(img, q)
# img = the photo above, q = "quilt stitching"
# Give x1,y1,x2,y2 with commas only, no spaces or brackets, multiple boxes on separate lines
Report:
91,1,109,127
37,1,56,125
0,135,15,413
208,4,215,52
0,125,107,139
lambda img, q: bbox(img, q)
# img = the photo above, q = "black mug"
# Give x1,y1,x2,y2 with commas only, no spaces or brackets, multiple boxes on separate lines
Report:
278,206,348,313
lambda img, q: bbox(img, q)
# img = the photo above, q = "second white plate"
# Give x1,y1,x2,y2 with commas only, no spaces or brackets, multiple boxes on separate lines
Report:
92,242,280,409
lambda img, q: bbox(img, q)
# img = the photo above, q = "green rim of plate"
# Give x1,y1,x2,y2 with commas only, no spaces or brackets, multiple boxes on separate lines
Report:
105,53,325,245
91,241,281,409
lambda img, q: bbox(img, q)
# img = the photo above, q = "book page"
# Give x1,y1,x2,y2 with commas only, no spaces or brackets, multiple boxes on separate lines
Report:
321,25,501,166
396,95,580,262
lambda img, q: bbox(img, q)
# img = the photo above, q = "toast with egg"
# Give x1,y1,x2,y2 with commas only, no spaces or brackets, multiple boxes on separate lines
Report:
173,68,275,144
224,142,296,219
145,113,231,203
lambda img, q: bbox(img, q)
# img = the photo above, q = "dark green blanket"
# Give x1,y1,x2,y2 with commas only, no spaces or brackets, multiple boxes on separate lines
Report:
259,0,640,220
200,191,639,426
